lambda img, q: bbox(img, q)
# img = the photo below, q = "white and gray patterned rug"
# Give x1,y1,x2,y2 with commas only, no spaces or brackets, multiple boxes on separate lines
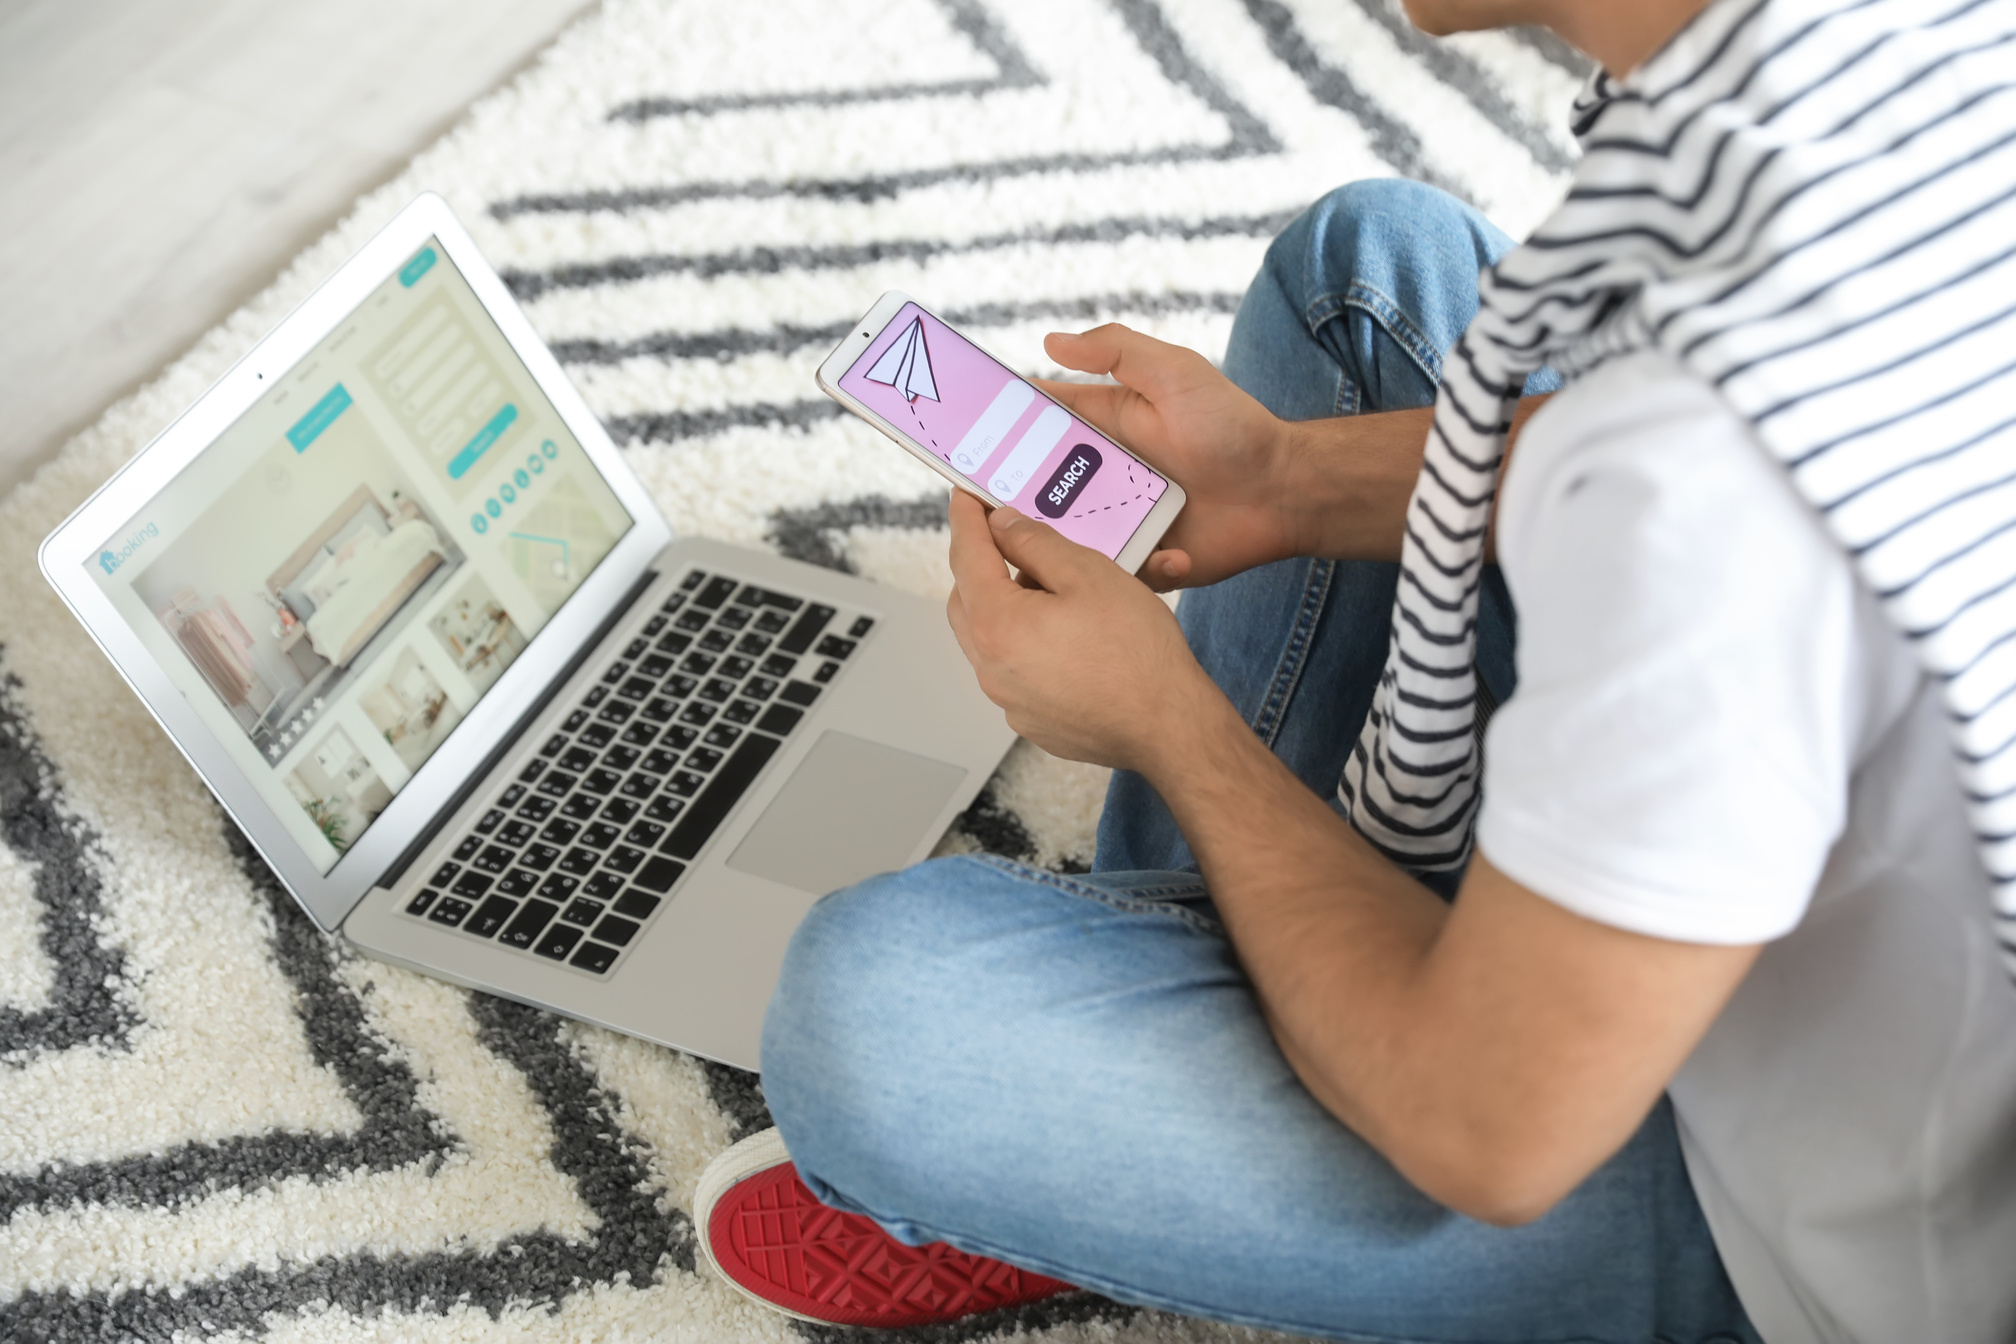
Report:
0,1,1583,1338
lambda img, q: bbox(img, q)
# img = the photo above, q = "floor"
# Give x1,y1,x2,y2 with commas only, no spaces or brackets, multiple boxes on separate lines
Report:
0,0,595,501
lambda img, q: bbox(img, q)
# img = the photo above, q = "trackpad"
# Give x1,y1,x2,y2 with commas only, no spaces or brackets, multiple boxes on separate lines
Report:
726,731,967,894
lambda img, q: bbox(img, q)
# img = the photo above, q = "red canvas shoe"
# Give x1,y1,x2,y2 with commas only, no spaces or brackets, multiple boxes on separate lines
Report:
694,1128,1075,1328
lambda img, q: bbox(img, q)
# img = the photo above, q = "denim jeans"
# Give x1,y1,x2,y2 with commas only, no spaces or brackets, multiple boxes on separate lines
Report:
761,180,1758,1343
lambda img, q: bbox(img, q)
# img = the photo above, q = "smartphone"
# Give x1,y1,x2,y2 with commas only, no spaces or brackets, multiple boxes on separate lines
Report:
816,291,1186,573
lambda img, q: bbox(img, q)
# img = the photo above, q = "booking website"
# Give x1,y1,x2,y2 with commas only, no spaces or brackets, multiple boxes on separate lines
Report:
90,239,633,873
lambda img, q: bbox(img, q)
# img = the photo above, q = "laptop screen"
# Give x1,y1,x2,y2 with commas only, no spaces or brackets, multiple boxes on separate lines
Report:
85,238,634,873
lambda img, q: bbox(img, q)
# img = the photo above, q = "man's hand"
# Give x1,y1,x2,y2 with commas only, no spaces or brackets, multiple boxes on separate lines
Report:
1038,325,1308,592
943,490,1217,770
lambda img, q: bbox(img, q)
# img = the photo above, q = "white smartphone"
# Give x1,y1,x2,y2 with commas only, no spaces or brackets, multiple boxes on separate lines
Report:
816,291,1187,574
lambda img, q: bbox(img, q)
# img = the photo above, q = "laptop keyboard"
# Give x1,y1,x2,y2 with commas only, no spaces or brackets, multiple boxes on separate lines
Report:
400,567,875,976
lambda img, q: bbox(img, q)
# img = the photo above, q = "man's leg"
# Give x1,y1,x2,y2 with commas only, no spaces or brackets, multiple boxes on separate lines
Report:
762,181,1752,1342
1098,177,1559,878
763,860,1753,1342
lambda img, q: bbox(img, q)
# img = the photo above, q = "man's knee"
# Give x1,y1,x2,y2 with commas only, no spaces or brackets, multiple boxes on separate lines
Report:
1262,179,1475,298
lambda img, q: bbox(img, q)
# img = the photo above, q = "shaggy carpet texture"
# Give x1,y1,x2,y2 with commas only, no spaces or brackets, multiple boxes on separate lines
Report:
0,1,1584,1338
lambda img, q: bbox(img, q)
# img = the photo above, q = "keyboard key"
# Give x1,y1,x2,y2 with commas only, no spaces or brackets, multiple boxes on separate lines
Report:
669,771,705,797
754,609,790,634
675,609,709,632
642,697,678,723
644,614,668,636
519,759,546,784
596,701,634,725
570,941,620,974
561,898,604,927
584,685,608,707
700,678,736,703
743,676,778,700
619,773,661,800
500,784,526,807
604,845,646,874
720,655,755,679
541,734,567,757
667,725,701,749
467,896,518,938
814,635,858,660
641,748,681,775
582,768,623,795
541,818,580,845
593,915,641,948
663,733,780,860
780,680,821,707
813,660,841,684
723,699,760,725
624,821,666,847
536,771,578,798
430,862,461,887
451,870,494,900
602,660,632,684
476,808,504,834
686,747,724,772
634,856,686,893
601,798,640,823
716,606,751,631
620,722,659,747
428,897,473,927
757,704,803,735
515,795,556,820
700,629,734,655
736,584,765,606
583,821,623,848
563,709,591,732
639,654,674,679
681,651,716,676
849,616,876,638
453,834,482,861
497,869,538,897
537,873,580,901
475,845,515,874
643,795,685,823
560,747,597,773
561,793,600,820
755,588,803,611
534,923,582,961
522,843,561,871
778,604,835,654
619,676,655,701
624,637,649,659
405,888,439,916
695,576,738,610
614,890,662,919
579,722,615,748
666,675,699,698
603,745,641,772
736,633,771,656
679,569,707,591
583,871,625,900
501,819,537,846
678,702,716,726
559,848,600,876
703,723,740,748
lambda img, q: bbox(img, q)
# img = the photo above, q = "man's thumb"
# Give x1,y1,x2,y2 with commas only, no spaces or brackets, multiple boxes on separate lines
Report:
988,507,1089,590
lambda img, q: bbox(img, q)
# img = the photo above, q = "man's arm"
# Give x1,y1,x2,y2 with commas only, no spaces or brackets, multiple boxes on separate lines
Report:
1036,326,1550,585
945,494,1758,1225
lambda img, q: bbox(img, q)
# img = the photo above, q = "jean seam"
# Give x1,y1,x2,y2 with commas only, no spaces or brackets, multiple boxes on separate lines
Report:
1250,559,1335,750
964,854,1220,935
1342,280,1446,389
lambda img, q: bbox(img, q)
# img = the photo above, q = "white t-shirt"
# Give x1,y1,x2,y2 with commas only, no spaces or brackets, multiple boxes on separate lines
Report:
1478,350,2016,1344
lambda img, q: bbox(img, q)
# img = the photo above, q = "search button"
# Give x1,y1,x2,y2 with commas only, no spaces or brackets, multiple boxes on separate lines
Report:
1035,445,1101,518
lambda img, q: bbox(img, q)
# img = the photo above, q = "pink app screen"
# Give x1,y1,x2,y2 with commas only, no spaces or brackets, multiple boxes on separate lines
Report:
838,303,1168,560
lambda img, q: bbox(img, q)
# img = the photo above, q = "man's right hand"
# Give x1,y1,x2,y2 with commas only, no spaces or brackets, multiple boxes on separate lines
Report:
1038,325,1310,592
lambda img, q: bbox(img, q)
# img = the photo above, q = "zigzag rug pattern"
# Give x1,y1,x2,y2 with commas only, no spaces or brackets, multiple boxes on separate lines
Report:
0,1,1582,1338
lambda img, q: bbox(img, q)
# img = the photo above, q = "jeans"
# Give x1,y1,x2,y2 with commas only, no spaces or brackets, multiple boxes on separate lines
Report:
761,181,1758,1343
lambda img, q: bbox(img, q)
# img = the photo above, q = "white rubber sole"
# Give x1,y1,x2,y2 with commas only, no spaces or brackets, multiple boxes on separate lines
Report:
692,1127,832,1325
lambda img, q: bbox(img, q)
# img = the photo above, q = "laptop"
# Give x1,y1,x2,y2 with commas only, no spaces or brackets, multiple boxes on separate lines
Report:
38,193,1015,1069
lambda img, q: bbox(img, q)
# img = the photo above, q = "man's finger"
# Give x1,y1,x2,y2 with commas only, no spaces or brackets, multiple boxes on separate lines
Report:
946,490,1019,615
1045,325,1192,400
987,506,1100,595
1139,548,1192,593
1031,377,1130,447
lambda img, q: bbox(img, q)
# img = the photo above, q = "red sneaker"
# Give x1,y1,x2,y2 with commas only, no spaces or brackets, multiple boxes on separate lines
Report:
694,1128,1075,1328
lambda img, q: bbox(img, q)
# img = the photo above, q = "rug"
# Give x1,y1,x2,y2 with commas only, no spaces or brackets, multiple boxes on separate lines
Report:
0,1,1584,1338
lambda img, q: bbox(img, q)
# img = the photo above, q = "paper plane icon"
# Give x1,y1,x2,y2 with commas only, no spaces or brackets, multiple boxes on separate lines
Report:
865,317,938,403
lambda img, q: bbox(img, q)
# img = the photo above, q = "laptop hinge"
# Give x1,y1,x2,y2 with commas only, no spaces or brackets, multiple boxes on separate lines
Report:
378,567,660,891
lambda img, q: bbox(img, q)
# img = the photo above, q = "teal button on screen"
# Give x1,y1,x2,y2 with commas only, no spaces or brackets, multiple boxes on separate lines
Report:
399,247,437,287
287,384,352,451
447,403,518,479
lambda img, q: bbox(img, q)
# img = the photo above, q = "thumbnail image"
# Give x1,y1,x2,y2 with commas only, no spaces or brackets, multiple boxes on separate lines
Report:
428,576,527,696
132,409,463,764
359,647,464,773
505,473,620,615
282,725,392,856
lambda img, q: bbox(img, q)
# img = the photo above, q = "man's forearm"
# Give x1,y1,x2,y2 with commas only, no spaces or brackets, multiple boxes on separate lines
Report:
1278,394,1551,563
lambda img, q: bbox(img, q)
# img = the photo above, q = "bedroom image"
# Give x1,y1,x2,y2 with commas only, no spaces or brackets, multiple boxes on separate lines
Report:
131,405,464,763
280,724,391,856
358,646,464,773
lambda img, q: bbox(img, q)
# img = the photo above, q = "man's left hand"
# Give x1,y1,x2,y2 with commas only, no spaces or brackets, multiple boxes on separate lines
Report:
944,490,1217,771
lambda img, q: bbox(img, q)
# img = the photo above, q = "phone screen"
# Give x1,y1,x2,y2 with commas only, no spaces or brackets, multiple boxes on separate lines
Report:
837,302,1169,561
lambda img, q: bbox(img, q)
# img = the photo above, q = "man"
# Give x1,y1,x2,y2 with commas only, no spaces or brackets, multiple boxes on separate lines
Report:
692,1,2016,1340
